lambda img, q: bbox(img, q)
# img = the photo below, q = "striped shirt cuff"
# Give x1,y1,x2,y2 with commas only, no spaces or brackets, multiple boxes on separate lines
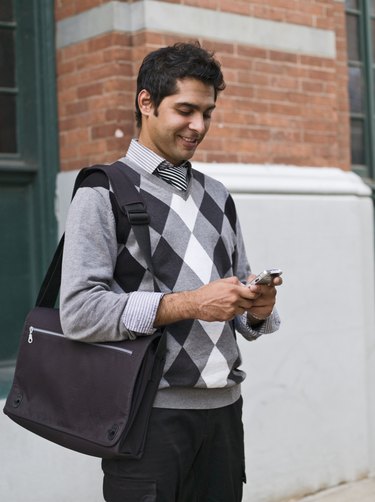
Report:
236,309,281,341
122,291,165,336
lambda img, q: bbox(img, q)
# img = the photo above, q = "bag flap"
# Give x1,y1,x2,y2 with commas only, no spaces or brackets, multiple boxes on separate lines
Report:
4,307,163,448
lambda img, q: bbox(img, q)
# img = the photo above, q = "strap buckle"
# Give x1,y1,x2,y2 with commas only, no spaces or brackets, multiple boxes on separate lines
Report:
124,202,150,225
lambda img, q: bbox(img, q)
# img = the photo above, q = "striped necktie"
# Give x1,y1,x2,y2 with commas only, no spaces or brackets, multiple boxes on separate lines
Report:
154,160,189,191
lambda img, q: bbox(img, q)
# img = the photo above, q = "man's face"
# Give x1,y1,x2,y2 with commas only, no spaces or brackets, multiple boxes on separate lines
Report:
138,78,216,165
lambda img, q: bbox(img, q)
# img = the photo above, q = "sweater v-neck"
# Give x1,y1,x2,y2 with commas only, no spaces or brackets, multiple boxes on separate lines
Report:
121,156,193,201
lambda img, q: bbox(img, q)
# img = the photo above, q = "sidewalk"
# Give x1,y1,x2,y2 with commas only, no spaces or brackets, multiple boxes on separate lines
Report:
289,478,375,502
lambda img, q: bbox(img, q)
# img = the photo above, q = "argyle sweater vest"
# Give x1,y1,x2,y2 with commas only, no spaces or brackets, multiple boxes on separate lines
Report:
117,160,246,392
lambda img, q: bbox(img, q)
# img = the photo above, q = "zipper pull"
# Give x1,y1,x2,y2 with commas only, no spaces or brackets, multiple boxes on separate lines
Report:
28,327,34,344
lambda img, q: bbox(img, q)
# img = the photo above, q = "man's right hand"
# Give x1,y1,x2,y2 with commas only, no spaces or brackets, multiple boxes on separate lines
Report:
154,277,260,326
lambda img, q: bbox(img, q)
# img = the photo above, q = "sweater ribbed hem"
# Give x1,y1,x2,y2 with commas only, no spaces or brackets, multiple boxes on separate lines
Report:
152,384,241,410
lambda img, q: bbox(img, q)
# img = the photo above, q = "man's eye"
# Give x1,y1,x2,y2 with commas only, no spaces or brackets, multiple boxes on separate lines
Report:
178,109,191,116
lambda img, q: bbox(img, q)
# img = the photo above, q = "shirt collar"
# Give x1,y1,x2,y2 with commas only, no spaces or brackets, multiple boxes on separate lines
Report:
125,139,191,173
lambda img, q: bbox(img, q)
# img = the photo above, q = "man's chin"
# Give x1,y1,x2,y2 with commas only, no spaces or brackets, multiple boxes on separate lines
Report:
169,151,194,164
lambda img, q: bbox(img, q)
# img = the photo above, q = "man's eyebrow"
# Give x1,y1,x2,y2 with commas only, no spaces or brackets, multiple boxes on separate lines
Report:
175,102,216,111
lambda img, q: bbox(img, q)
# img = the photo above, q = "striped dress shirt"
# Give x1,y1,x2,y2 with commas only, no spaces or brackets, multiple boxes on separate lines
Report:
125,139,190,191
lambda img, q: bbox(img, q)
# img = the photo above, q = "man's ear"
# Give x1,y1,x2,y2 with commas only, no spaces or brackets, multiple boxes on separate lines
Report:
138,89,154,117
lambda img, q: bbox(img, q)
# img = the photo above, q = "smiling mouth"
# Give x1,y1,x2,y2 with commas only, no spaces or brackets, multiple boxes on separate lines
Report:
180,136,199,146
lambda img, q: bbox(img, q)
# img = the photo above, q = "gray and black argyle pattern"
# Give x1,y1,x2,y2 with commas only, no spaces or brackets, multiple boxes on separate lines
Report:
114,161,245,390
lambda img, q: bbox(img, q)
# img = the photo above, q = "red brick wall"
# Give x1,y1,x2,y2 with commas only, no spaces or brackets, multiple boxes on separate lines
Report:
333,1,351,171
55,0,350,171
57,32,135,171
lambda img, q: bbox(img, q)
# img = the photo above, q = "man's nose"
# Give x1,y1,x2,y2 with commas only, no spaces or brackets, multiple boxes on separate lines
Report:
189,113,206,134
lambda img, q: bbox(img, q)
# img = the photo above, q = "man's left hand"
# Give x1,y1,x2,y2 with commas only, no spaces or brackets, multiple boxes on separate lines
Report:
246,274,283,324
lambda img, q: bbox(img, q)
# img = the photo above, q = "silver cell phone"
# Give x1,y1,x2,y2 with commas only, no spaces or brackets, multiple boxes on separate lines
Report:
247,268,283,286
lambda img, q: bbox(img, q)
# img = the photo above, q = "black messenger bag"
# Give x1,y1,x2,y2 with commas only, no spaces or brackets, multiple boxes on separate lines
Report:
3,162,166,459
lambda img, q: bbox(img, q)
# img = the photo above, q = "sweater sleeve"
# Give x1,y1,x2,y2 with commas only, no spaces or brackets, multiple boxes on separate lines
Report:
60,186,162,342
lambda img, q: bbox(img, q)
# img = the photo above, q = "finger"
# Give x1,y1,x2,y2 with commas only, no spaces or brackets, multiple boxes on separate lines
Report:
223,276,242,285
246,274,257,284
272,276,283,286
248,284,261,294
257,284,277,296
240,285,261,299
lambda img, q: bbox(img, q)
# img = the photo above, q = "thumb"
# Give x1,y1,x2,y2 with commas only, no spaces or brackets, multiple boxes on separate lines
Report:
246,274,257,285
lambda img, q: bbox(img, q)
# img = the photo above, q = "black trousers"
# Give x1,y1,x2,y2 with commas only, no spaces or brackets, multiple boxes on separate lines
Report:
102,397,246,502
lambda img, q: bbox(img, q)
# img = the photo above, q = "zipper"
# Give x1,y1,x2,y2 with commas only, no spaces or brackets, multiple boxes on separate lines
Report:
27,326,133,355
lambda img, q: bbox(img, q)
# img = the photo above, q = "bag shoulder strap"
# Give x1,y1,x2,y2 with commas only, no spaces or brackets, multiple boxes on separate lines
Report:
36,161,153,308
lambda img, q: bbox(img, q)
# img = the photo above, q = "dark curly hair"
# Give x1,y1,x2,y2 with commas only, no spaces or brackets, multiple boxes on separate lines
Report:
135,42,226,128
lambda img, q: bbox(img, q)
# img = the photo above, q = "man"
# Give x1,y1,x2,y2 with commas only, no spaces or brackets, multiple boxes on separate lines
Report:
60,42,281,501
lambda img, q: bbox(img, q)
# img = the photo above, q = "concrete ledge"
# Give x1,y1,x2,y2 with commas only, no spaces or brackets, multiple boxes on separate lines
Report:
194,163,371,196
56,0,336,58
